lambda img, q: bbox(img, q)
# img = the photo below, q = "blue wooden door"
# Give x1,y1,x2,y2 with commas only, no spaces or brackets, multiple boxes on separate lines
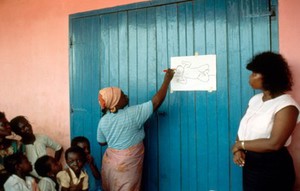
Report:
69,0,278,190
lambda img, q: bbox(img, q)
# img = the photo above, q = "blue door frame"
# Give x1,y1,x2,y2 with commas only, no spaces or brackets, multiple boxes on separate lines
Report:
69,0,278,190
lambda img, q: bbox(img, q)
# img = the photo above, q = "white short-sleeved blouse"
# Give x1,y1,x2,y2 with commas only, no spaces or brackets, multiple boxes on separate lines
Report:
238,93,300,146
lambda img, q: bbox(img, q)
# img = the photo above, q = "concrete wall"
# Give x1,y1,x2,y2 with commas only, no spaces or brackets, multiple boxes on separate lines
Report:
279,0,300,190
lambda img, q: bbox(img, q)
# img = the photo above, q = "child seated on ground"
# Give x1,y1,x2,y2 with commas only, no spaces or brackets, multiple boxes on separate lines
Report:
71,136,102,191
56,146,88,191
3,153,39,191
34,155,62,191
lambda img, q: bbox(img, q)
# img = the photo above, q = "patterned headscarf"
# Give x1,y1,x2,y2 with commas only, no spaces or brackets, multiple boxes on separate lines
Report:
98,87,121,112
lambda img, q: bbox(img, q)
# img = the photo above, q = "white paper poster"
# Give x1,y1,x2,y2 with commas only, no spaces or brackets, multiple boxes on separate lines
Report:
170,55,216,92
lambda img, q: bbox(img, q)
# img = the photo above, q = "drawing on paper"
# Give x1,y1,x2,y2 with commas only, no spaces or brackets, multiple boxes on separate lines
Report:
170,55,216,92
174,61,209,84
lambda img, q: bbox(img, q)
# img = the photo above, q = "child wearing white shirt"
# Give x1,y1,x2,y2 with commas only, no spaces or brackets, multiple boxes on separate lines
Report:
35,155,62,191
3,153,39,191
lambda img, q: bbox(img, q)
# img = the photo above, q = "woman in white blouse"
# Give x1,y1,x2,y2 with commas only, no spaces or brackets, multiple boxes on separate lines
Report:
232,51,299,191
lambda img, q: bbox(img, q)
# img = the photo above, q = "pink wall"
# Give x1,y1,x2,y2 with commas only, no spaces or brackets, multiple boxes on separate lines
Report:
0,0,299,189
279,0,300,190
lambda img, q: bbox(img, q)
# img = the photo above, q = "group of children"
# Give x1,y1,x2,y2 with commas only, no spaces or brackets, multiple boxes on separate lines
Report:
0,112,102,191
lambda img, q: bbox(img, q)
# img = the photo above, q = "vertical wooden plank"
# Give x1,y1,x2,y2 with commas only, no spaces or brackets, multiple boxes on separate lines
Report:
252,0,271,53
136,8,150,189
128,11,138,106
166,4,181,191
240,0,255,111
136,9,148,104
118,11,129,92
204,0,219,190
108,13,120,86
177,3,189,191
99,14,111,90
215,0,230,190
156,5,170,191
70,18,84,138
143,7,158,191
186,2,197,191
193,0,209,190
99,14,111,157
270,0,278,51
87,17,102,168
227,0,243,190
145,7,158,99
186,2,198,191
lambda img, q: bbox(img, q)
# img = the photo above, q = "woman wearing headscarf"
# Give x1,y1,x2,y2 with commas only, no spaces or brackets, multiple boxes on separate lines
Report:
97,69,174,191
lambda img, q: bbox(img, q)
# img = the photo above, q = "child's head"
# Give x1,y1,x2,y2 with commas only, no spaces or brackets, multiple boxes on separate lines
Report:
4,153,32,175
10,116,34,142
71,136,90,155
35,155,62,178
0,112,11,136
65,146,86,174
0,112,12,149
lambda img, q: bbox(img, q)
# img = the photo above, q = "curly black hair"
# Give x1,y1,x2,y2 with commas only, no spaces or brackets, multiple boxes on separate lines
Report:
71,136,90,151
0,112,5,119
65,146,87,164
9,116,27,135
34,155,53,177
246,51,293,94
3,153,27,174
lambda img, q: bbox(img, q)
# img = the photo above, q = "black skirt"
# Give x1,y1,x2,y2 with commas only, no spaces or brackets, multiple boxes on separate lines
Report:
243,147,295,191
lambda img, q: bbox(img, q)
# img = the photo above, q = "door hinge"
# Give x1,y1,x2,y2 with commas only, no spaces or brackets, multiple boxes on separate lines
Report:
70,107,87,113
243,1,276,18
245,8,275,18
69,37,73,48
